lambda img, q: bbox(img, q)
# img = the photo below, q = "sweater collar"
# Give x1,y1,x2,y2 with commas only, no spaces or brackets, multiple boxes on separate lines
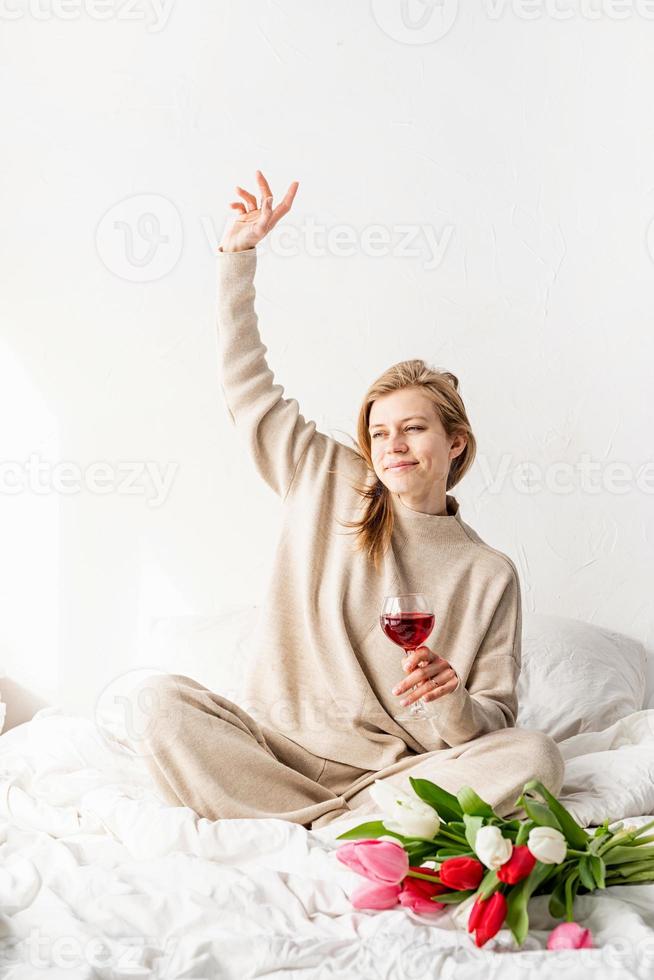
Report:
390,491,469,548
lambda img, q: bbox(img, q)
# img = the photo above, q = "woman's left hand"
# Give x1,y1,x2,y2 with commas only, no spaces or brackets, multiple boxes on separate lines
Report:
391,646,460,707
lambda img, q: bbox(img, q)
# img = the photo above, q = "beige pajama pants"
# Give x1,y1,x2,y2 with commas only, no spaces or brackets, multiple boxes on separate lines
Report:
124,672,565,832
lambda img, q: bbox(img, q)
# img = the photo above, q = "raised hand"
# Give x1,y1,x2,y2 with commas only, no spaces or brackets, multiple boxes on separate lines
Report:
219,170,299,253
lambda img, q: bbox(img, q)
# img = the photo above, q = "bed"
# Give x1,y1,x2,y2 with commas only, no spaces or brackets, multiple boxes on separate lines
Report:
1,610,653,978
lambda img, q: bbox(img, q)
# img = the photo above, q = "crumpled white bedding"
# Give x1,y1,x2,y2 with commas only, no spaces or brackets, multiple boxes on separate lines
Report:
1,708,654,978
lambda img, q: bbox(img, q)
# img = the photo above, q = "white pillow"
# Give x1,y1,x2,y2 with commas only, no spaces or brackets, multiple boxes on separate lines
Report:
147,605,259,701
143,608,647,746
517,612,647,742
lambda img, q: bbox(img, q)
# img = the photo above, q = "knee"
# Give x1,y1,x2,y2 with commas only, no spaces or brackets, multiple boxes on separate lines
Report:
515,728,565,797
122,672,190,750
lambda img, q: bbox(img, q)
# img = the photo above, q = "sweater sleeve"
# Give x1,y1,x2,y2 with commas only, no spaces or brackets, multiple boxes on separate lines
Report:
216,245,320,499
421,568,522,748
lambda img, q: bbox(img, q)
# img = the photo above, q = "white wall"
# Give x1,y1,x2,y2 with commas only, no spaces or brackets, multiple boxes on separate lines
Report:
1,0,653,716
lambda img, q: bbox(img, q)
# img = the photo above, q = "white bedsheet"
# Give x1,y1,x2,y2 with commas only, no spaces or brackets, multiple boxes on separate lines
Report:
1,709,654,978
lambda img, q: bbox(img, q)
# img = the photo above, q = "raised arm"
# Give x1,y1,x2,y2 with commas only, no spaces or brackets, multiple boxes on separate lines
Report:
216,242,319,498
216,171,332,499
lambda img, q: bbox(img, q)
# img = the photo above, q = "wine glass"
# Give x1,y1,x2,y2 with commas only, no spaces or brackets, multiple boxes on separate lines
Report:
380,593,435,721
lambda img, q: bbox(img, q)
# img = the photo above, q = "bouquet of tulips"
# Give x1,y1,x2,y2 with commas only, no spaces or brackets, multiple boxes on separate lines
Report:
335,777,654,949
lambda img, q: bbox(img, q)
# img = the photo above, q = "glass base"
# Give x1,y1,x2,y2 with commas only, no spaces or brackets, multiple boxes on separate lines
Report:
394,649,431,720
394,698,429,721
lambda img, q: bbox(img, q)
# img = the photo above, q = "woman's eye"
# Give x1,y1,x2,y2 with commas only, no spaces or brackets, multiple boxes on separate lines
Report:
372,426,423,439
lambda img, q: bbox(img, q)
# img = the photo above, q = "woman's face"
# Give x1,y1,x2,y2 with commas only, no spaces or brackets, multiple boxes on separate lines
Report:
368,388,466,511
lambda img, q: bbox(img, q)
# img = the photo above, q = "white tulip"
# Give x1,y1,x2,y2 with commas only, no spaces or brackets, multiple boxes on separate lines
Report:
368,780,441,839
474,825,513,870
527,826,567,865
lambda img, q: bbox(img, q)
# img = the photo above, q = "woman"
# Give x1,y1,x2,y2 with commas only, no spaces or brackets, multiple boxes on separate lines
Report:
127,170,564,831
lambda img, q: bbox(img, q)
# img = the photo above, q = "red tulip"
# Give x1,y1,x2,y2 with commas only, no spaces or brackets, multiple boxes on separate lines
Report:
399,866,448,914
467,891,508,947
438,856,485,891
496,845,537,885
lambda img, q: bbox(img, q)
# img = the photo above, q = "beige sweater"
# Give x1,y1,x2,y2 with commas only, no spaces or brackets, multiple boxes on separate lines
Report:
216,245,523,772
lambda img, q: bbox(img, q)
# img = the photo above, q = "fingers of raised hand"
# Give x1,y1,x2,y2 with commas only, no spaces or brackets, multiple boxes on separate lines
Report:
235,185,258,210
255,169,273,199
268,181,299,227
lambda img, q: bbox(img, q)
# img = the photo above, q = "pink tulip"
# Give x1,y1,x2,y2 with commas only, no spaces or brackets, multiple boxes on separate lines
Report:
547,922,594,950
351,881,402,910
336,840,409,885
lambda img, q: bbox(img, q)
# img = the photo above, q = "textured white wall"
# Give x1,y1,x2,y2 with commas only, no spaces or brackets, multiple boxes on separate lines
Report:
1,1,653,715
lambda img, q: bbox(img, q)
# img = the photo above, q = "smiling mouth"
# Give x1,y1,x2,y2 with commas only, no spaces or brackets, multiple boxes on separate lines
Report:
387,463,417,471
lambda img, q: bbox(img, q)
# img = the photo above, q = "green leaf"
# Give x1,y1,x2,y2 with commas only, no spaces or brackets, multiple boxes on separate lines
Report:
603,845,654,866
631,818,654,839
515,819,535,847
589,833,612,855
607,870,654,883
506,861,554,947
588,855,606,889
564,870,579,921
477,869,500,901
409,777,463,822
610,860,654,877
457,786,497,818
578,856,597,892
522,780,590,849
594,820,610,837
429,889,475,904
463,814,484,852
548,878,567,918
335,820,404,841
435,849,474,860
519,797,563,832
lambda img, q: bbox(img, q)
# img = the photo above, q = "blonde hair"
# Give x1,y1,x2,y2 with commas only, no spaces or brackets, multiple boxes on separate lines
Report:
330,359,477,574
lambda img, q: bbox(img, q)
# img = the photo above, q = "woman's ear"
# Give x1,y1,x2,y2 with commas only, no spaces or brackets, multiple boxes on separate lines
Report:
449,432,467,461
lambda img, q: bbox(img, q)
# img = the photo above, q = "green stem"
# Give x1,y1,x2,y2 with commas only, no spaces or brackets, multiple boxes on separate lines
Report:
632,819,654,838
406,869,444,882
600,821,654,857
606,870,654,883
437,827,468,845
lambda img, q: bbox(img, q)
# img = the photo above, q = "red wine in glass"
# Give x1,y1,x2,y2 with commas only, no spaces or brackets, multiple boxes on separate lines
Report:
380,593,435,720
